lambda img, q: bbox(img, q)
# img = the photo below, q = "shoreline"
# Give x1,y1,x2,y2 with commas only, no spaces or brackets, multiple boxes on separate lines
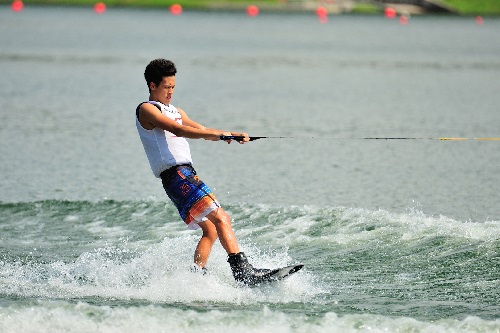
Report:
1,0,499,16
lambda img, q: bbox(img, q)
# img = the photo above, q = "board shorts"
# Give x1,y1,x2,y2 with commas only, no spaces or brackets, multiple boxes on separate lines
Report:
160,164,220,230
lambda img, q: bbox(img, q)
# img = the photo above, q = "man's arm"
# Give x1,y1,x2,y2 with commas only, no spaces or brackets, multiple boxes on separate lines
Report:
138,103,248,142
178,107,249,142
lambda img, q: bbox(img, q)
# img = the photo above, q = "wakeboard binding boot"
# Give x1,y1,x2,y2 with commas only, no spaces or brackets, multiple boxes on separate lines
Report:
227,252,277,286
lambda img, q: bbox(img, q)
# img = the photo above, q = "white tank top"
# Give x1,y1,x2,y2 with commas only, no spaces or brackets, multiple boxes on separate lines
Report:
136,101,193,178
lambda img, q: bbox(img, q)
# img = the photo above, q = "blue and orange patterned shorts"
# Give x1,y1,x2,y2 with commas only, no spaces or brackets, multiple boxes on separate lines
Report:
160,164,220,230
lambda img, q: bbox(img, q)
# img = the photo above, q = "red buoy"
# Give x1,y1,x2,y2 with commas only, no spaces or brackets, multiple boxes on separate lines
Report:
11,0,24,12
316,6,328,24
94,2,106,14
316,6,327,18
384,7,396,19
246,5,259,17
170,4,183,15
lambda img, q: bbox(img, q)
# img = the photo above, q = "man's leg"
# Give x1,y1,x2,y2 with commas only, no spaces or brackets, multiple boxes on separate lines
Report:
200,207,272,285
195,220,218,268
205,208,240,255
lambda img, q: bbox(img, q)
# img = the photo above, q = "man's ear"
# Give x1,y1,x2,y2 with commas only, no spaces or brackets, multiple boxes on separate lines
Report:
149,82,156,91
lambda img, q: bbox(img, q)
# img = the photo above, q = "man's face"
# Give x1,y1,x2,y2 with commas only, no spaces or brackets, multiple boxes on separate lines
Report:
150,76,176,105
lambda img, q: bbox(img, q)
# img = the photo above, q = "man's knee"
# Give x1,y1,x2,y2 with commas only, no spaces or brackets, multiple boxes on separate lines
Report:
208,208,231,225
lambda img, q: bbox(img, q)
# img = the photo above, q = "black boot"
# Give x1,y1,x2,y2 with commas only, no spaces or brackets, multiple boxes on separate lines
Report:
227,252,275,285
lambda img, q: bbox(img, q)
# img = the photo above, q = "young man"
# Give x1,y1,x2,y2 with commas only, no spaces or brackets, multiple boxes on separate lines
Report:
136,58,271,285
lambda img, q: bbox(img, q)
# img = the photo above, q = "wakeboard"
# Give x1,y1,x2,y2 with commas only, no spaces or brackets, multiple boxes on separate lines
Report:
260,264,304,283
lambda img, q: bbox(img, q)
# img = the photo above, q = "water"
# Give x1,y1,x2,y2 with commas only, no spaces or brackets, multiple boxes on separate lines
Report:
1,6,499,332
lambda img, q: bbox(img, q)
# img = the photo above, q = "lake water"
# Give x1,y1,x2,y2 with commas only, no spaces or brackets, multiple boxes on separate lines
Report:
0,6,499,333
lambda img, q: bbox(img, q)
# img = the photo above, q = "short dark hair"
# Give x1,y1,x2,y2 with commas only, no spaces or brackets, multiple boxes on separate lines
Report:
144,59,177,91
